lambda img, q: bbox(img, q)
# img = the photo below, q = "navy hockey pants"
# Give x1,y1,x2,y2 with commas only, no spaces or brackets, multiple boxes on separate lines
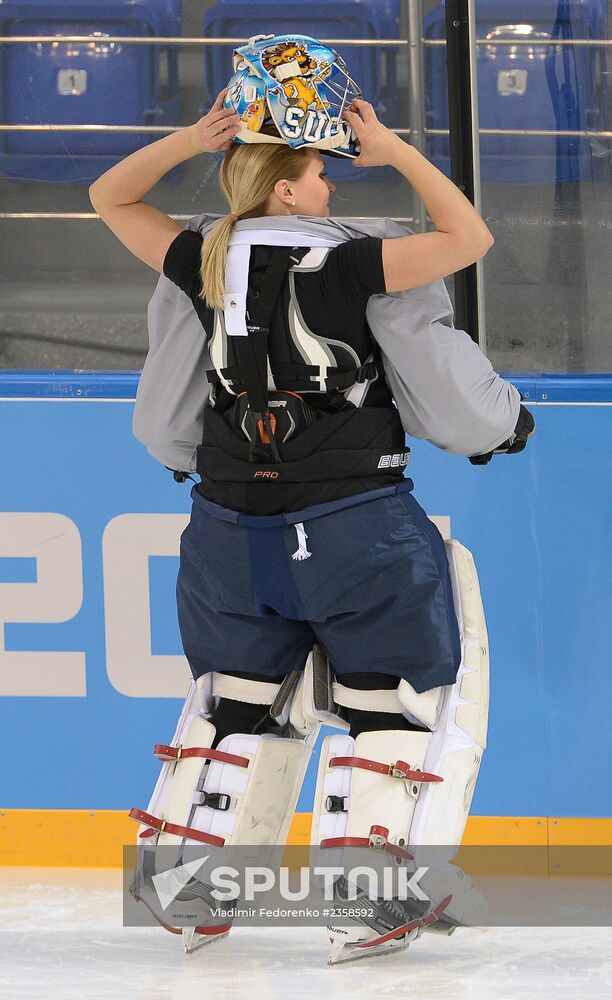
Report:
176,480,461,693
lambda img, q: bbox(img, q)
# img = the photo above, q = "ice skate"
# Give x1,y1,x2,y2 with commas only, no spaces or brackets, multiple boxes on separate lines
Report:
327,876,453,965
182,923,232,955
129,847,235,948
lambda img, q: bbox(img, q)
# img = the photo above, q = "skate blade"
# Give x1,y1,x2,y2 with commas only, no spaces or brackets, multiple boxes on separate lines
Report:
421,922,458,936
183,927,231,955
328,933,413,966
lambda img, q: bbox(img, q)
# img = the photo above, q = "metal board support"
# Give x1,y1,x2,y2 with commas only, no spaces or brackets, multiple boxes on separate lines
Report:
444,0,487,349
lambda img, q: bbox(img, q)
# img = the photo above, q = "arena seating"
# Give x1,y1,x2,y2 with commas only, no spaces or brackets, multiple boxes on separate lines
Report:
0,0,182,183
424,0,609,183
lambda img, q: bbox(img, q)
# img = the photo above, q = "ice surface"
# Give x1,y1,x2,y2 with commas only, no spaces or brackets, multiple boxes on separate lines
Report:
1,868,610,1000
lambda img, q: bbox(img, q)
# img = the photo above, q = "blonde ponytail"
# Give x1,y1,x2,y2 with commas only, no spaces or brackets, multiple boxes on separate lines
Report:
199,142,311,311
199,214,237,312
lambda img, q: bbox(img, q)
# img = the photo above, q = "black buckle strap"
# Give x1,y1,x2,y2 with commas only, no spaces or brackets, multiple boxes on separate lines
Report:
325,359,380,393
325,794,348,813
235,247,301,460
208,362,380,399
249,409,282,463
195,791,231,811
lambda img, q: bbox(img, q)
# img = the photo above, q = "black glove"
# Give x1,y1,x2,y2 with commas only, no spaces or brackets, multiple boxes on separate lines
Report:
167,468,197,484
469,405,535,466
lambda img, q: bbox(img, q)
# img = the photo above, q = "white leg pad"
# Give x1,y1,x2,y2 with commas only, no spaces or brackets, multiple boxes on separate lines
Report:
311,733,355,845
311,730,431,851
134,669,317,856
137,677,219,860
318,539,490,851
347,731,430,843
224,734,312,846
130,660,320,949
405,539,489,846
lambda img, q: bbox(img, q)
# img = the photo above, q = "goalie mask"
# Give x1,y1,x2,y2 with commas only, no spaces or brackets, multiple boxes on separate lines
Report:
223,33,362,158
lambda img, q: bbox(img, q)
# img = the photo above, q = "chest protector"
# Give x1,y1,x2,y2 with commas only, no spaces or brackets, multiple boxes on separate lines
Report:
197,245,409,513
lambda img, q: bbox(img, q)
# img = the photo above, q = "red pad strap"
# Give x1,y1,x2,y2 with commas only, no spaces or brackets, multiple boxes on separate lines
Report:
129,808,226,847
356,894,453,949
195,921,233,936
329,755,443,783
320,836,413,862
154,744,250,769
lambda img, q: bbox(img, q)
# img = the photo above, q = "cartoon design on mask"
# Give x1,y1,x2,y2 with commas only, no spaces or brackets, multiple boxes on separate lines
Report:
262,41,333,114
222,34,362,159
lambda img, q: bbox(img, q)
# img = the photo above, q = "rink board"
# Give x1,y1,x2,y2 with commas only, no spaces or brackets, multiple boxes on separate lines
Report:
0,374,610,861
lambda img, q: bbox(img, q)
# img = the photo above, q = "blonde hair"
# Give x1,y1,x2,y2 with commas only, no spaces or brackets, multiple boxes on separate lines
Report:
199,142,312,310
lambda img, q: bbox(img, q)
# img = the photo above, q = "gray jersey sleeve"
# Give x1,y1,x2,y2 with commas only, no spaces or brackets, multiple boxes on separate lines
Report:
346,216,521,456
132,214,214,471
367,277,520,456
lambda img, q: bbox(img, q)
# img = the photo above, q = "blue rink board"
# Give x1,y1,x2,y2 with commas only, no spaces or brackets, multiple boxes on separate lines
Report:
0,375,610,818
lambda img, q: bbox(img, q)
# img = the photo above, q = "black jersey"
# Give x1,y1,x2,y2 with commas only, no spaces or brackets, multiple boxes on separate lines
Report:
163,228,387,345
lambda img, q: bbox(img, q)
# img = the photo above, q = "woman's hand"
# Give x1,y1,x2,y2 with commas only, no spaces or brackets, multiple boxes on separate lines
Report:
342,99,404,168
188,88,242,154
88,87,243,276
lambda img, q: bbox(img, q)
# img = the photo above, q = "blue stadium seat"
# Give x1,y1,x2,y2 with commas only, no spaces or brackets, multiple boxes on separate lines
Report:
201,3,402,182
424,0,609,183
0,0,182,183
209,0,401,42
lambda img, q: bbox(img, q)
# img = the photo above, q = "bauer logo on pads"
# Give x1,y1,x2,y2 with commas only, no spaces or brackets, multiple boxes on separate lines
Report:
377,452,410,470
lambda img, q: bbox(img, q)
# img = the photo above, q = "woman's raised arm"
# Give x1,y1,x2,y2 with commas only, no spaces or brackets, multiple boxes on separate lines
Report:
88,89,241,273
342,100,494,293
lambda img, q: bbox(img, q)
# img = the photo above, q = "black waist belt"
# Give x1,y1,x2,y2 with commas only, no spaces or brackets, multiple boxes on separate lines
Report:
197,405,409,485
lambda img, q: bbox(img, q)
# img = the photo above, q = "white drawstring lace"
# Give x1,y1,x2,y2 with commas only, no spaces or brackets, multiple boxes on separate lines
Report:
291,522,312,561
